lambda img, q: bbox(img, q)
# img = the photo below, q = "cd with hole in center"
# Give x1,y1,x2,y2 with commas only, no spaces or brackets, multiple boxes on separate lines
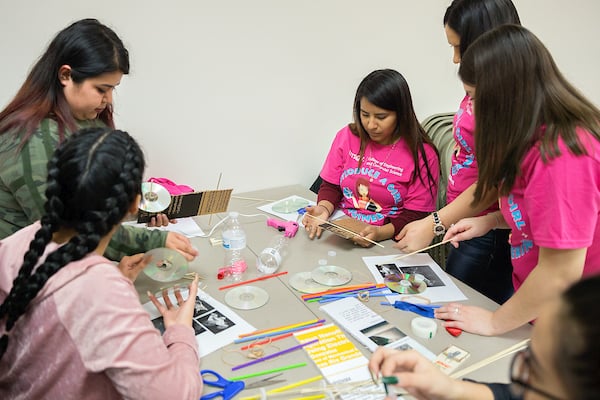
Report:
289,272,330,293
271,198,309,214
311,265,352,286
384,273,427,294
139,181,171,213
143,248,189,282
224,286,269,310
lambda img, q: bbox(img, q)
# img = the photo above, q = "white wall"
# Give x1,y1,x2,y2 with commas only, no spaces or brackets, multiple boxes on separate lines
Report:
1,0,599,193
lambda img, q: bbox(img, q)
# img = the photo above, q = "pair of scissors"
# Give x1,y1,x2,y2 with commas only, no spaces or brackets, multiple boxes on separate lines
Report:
200,370,285,400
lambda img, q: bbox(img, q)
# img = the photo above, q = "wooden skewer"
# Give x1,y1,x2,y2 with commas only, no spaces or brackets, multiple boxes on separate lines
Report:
304,213,385,248
393,238,453,260
449,338,530,379
231,195,276,202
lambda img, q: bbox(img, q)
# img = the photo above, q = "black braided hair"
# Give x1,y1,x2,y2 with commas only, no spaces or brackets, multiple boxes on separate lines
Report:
0,127,145,359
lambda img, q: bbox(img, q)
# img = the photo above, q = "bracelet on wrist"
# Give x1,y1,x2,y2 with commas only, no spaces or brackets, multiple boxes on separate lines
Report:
317,203,333,216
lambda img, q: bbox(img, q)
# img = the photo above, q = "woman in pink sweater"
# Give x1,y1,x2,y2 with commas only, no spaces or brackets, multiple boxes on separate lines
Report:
0,128,203,399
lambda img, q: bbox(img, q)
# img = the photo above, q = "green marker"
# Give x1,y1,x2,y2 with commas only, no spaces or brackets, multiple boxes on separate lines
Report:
382,376,399,395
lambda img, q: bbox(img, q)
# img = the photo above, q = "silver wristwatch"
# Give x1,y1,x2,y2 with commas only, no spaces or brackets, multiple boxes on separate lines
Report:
432,212,446,236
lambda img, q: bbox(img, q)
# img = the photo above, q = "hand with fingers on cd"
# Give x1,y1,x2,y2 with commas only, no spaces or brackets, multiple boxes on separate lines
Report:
144,248,189,282
165,232,199,261
148,274,200,330
302,204,331,239
118,253,151,282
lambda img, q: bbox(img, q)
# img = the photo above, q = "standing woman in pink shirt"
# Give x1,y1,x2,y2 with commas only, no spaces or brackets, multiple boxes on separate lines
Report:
0,128,203,399
396,0,521,305
438,25,600,336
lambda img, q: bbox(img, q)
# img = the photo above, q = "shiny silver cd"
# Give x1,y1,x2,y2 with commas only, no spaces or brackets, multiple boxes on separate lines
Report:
143,248,189,282
224,286,269,310
139,181,171,213
311,265,353,286
289,272,330,294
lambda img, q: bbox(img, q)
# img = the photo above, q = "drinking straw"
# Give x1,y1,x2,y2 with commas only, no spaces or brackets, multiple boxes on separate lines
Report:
219,271,288,290
229,362,307,381
232,339,319,371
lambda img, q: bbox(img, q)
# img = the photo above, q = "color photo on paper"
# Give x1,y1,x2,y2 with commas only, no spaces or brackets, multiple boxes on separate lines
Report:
360,320,406,347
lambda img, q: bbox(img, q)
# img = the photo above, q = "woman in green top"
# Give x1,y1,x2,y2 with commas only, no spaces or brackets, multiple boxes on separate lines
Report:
0,18,197,261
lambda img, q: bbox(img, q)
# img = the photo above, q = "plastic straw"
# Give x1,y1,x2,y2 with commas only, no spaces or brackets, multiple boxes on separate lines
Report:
239,318,320,338
234,322,324,344
219,271,288,290
232,339,319,371
229,362,307,381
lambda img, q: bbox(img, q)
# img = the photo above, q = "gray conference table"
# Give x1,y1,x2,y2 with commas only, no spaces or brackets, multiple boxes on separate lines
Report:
134,184,531,398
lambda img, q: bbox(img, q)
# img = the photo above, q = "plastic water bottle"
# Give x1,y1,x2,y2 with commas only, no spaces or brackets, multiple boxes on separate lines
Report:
257,234,288,274
222,212,247,280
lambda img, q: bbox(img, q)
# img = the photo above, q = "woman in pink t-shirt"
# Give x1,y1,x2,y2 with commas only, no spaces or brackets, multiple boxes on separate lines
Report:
302,69,439,247
0,128,202,399
439,25,600,336
395,0,521,305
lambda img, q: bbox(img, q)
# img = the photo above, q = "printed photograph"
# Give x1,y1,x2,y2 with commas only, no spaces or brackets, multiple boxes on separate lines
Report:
193,296,214,318
399,265,445,287
374,263,401,278
361,320,406,347
197,311,234,334
192,320,206,335
393,343,413,351
152,316,166,334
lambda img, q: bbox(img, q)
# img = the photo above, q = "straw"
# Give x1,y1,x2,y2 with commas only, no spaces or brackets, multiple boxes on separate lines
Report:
239,318,321,338
232,339,319,371
229,362,307,381
234,322,325,344
218,271,288,291
240,332,294,351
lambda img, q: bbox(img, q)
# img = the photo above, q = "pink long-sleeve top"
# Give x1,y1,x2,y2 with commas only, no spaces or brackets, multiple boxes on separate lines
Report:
0,222,203,399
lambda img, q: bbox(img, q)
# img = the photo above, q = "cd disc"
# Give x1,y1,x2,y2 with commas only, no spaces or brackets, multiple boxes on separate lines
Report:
225,286,269,310
289,272,330,294
384,273,427,295
311,265,353,287
143,248,189,282
139,182,171,213
271,198,309,214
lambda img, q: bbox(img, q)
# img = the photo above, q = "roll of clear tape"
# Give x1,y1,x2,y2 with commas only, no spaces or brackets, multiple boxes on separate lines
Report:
411,317,438,339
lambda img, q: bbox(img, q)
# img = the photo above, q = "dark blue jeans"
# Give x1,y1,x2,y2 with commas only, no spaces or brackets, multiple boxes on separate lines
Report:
445,229,513,304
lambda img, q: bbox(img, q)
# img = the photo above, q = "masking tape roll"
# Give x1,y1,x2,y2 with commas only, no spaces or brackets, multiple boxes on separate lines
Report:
411,317,438,339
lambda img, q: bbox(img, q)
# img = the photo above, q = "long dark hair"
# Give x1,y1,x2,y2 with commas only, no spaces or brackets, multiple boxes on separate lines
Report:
459,25,600,202
0,127,145,360
0,19,129,144
351,69,438,198
557,275,600,399
443,0,521,56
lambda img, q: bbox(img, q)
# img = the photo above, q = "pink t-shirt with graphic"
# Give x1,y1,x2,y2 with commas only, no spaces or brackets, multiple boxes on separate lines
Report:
320,125,439,225
499,128,600,290
447,95,498,215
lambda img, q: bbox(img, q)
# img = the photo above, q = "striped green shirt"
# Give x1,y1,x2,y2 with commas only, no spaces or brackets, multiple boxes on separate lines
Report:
0,118,166,260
